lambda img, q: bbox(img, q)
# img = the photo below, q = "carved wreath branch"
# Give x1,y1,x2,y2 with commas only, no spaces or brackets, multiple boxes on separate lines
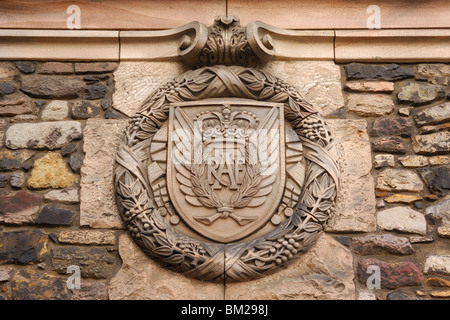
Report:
114,65,339,282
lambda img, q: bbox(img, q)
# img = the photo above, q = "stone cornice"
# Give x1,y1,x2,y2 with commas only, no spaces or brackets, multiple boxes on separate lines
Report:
0,26,449,62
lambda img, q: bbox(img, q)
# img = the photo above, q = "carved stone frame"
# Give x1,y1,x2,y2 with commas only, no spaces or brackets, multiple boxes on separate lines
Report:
114,65,339,282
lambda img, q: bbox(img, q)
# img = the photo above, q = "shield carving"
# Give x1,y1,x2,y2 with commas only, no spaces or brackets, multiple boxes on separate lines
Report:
167,99,285,243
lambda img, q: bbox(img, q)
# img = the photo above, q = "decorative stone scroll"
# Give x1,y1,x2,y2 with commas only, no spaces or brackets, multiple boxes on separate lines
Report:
114,17,339,282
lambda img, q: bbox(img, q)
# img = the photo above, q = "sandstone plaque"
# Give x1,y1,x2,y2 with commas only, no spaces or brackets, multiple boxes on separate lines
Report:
114,16,339,282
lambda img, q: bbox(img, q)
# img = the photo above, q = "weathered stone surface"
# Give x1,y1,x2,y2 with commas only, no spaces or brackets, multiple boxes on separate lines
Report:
424,255,450,276
0,230,48,265
0,62,18,81
425,198,450,224
412,131,450,155
61,143,77,157
358,291,377,300
52,247,116,279
263,61,345,116
345,81,394,93
376,168,423,192
10,114,38,123
384,194,422,204
398,82,445,105
437,226,450,238
345,63,415,81
325,120,376,232
10,269,69,300
109,234,224,300
347,93,394,117
44,188,79,204
430,290,450,298
21,76,84,99
41,100,69,121
69,154,83,173
80,119,128,229
70,101,101,119
0,266,14,282
0,150,34,170
351,234,414,255
225,234,355,300
416,64,450,85
38,62,73,74
426,277,450,287
374,154,395,169
386,290,422,300
418,166,450,197
0,191,42,224
113,62,186,117
413,103,450,127
15,61,36,74
58,230,116,245
0,96,33,116
36,206,74,226
104,108,123,119
398,106,414,116
5,121,82,150
409,236,434,244
370,117,413,137
0,82,16,95
74,62,118,74
429,155,450,166
70,281,108,300
0,173,8,188
10,172,25,188
83,83,108,100
418,122,450,134
357,258,423,289
377,206,427,235
27,152,76,189
398,155,429,168
0,119,6,148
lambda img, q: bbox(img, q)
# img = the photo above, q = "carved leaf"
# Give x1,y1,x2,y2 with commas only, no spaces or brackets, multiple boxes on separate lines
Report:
260,86,275,100
153,246,173,256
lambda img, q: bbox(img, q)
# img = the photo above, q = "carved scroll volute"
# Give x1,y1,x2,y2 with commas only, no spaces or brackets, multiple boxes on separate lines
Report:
178,15,276,68
177,21,209,65
246,21,275,63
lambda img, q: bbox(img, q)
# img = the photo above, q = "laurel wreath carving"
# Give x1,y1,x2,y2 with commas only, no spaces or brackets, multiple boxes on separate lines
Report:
114,65,339,282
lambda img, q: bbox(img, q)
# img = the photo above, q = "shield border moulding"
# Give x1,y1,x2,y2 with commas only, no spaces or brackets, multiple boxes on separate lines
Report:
113,15,340,282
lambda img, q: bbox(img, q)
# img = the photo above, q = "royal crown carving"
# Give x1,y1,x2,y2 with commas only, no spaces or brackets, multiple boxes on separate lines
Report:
114,17,339,282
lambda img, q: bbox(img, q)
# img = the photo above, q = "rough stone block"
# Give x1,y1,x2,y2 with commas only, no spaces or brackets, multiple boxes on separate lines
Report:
325,119,376,232
109,234,224,300
377,206,427,235
347,93,394,117
27,152,76,189
0,191,42,224
0,230,48,265
225,234,355,300
5,121,82,150
10,269,69,300
80,119,129,229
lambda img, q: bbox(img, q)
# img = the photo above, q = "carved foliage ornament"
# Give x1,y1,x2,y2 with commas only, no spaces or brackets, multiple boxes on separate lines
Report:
114,17,339,282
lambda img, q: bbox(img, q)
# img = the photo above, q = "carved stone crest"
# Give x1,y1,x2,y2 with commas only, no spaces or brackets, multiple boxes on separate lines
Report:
114,17,339,282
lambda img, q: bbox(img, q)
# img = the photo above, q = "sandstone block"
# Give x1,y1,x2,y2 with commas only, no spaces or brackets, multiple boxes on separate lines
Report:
357,258,423,289
398,82,445,105
38,62,73,74
370,117,413,137
325,119,376,232
413,102,450,127
27,152,76,189
44,188,79,204
0,191,42,224
398,155,429,168
345,81,394,93
113,62,186,117
80,119,129,229
5,121,82,150
347,93,394,117
109,234,224,299
74,62,118,74
0,96,33,116
377,206,427,235
351,234,414,255
412,131,450,155
58,230,116,245
376,168,423,192
371,136,407,154
10,269,69,300
225,234,355,300
41,100,69,121
51,247,116,279
263,61,345,116
424,255,450,276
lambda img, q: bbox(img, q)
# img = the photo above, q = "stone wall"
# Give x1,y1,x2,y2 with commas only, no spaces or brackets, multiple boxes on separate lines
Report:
0,59,448,300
